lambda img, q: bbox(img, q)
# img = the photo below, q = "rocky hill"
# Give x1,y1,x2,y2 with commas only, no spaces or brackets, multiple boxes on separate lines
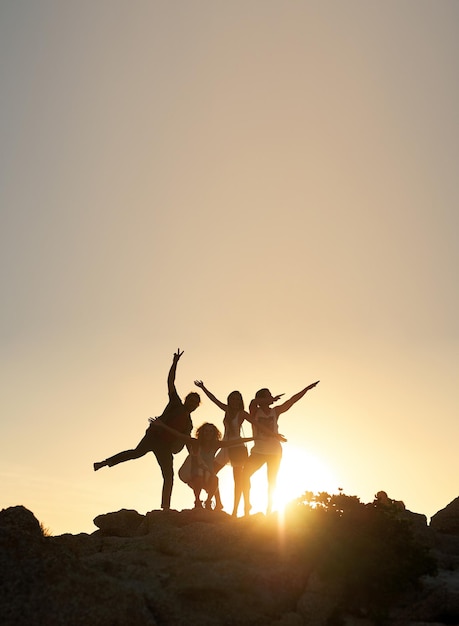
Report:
2,495,459,625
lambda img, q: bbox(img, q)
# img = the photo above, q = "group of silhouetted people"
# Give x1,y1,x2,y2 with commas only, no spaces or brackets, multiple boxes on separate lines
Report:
94,349,319,515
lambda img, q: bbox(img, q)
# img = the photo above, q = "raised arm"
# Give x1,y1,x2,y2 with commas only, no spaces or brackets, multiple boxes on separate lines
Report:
167,348,183,396
276,380,320,415
193,380,227,411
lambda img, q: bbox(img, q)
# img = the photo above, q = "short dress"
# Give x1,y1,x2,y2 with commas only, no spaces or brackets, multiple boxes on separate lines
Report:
179,443,217,487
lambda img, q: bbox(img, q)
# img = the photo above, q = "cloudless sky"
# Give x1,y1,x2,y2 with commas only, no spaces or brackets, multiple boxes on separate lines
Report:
1,1,458,535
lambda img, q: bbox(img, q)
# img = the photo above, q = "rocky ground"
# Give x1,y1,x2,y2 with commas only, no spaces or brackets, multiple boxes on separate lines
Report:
2,497,459,625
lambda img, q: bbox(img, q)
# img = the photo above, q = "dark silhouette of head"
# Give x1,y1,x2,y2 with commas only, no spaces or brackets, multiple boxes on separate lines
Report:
227,390,244,411
184,392,201,412
255,388,275,406
196,422,222,442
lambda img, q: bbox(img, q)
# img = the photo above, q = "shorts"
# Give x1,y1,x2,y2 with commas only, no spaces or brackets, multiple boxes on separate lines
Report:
228,444,248,466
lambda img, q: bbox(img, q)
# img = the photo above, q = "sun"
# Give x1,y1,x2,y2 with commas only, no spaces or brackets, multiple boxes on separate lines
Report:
217,445,338,516
249,445,338,514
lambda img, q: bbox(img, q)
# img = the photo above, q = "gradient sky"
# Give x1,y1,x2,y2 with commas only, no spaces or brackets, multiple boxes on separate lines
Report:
1,1,458,535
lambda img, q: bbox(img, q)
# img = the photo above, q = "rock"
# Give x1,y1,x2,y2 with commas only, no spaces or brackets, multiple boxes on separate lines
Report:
4,497,459,626
297,571,341,626
431,497,459,535
93,508,147,536
390,570,459,624
1,505,307,625
375,490,406,511
0,506,157,625
0,505,43,539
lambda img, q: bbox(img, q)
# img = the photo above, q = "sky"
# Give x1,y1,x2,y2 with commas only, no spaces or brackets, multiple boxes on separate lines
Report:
1,1,458,535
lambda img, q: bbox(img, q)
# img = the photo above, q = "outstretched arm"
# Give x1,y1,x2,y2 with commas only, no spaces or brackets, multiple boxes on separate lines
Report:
276,380,320,415
218,437,254,449
194,380,227,411
149,417,194,443
167,348,183,396
247,421,287,442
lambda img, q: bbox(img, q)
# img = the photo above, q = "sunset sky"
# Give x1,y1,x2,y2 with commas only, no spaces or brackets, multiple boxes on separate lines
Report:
1,1,458,535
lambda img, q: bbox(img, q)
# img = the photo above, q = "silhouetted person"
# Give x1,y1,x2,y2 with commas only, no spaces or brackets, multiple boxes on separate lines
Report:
193,382,253,515
245,381,319,515
193,383,250,514
194,381,288,515
151,419,254,509
93,349,200,510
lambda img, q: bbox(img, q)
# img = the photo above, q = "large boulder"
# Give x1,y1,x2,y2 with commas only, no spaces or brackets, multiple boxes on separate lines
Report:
431,497,459,534
93,508,147,536
0,506,156,625
0,505,43,538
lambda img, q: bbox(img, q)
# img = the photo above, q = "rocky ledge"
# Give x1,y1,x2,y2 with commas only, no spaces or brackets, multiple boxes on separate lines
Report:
2,497,459,625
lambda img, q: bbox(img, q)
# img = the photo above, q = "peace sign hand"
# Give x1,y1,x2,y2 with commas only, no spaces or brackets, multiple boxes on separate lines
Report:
173,348,184,362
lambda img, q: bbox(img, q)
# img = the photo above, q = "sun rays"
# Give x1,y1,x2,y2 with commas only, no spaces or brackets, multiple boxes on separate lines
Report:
218,445,338,516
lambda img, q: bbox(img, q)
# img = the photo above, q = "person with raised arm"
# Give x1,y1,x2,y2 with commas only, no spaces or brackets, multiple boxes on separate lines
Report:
245,380,319,515
150,419,255,510
193,380,287,516
193,382,251,515
93,349,200,510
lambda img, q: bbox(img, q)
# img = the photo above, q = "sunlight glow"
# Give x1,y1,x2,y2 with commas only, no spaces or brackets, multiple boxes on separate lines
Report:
218,445,338,516
273,446,338,512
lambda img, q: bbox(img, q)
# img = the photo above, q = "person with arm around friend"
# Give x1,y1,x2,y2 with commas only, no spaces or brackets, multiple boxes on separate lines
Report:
93,349,201,510
194,381,252,516
151,419,254,510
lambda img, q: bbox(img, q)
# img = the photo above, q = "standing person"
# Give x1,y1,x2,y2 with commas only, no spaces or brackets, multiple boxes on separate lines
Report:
151,420,254,509
193,381,251,515
93,349,200,510
245,381,319,515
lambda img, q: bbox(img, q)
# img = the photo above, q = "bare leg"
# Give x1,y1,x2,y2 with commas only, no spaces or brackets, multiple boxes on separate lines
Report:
152,445,174,510
266,454,282,515
243,453,266,516
94,434,153,471
204,476,219,509
193,487,203,508
232,465,244,516
188,475,204,508
212,487,223,510
205,463,223,510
